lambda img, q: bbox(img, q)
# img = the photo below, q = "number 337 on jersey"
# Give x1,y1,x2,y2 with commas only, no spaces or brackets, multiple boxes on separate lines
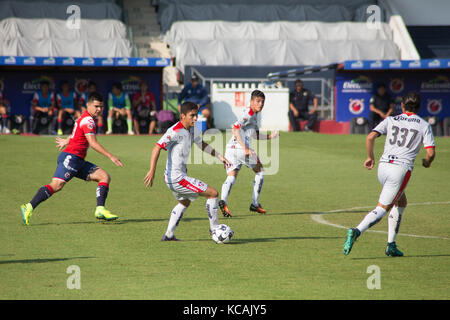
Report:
373,113,435,170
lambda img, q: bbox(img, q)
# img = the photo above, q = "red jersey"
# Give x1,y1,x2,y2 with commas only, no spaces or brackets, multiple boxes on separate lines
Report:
64,111,96,159
132,91,155,108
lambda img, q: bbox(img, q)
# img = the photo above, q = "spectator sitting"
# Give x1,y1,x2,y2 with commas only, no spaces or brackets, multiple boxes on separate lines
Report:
31,80,56,134
288,79,318,132
0,91,10,134
56,80,79,136
132,81,157,135
178,74,212,128
106,82,134,135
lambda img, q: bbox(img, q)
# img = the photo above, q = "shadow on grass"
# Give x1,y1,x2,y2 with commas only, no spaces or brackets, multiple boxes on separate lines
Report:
271,210,368,216
0,256,95,265
183,235,341,244
351,254,450,260
230,236,341,244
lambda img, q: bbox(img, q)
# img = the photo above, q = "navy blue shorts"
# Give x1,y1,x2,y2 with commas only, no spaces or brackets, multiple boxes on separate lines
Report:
53,152,98,182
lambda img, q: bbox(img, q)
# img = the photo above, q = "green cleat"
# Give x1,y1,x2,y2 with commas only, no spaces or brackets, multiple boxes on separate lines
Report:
21,203,33,226
95,206,119,221
385,242,404,257
57,129,63,136
343,228,360,255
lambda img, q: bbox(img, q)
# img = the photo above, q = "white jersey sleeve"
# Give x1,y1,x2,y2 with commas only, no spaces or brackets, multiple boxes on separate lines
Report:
373,118,388,135
157,127,178,151
227,107,258,149
422,123,435,149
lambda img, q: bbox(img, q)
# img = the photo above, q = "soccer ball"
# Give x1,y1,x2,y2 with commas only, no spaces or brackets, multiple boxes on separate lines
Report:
211,224,234,244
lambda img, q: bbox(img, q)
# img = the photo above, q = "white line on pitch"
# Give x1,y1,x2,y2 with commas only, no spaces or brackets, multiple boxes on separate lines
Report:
311,201,450,240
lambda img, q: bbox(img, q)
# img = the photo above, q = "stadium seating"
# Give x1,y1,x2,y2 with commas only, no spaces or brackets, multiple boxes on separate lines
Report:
158,0,399,71
170,37,399,71
0,1,132,57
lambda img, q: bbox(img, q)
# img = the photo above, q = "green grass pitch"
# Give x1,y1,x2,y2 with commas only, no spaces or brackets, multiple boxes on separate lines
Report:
0,132,449,299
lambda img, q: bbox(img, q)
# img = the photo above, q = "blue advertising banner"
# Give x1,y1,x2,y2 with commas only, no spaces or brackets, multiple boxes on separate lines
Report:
336,64,450,122
0,56,171,68
0,70,162,117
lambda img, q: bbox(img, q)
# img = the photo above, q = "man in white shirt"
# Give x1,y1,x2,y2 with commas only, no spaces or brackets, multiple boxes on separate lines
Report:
344,91,436,257
144,101,231,241
219,90,278,217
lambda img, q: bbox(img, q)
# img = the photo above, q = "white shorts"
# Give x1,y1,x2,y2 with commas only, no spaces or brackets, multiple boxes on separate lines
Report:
377,162,412,206
225,147,261,174
165,175,208,202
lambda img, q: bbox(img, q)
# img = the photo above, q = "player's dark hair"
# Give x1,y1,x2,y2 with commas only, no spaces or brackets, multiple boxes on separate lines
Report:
180,101,198,115
402,91,421,112
294,79,303,86
112,82,122,91
251,90,265,101
87,91,103,103
88,81,97,88
60,80,69,88
40,80,50,87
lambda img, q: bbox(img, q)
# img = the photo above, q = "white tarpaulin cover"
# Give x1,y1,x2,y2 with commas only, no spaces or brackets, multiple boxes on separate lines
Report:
0,18,128,40
171,39,399,71
165,21,393,46
158,3,378,32
0,1,122,20
0,38,132,57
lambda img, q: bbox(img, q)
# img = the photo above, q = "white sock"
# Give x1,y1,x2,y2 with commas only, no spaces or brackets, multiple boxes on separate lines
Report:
206,197,219,231
356,206,387,234
252,171,264,206
388,205,405,243
221,175,236,203
165,203,187,238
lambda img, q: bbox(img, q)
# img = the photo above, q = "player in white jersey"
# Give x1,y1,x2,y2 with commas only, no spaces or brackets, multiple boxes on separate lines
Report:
344,92,436,256
219,90,279,217
143,102,231,241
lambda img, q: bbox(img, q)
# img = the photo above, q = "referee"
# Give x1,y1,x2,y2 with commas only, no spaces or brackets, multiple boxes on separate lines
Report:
288,79,318,132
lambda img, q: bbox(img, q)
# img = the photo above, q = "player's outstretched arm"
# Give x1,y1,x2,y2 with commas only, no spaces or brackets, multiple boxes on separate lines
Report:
364,131,379,170
422,148,435,168
56,136,70,151
85,134,123,167
144,144,162,187
256,130,279,140
200,141,231,169
232,126,254,157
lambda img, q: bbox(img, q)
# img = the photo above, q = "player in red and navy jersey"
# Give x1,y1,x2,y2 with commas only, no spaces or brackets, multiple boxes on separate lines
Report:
343,91,436,256
20,92,124,225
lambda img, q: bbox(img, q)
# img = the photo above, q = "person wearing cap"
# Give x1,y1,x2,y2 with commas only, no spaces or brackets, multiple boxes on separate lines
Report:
178,74,212,128
288,79,318,132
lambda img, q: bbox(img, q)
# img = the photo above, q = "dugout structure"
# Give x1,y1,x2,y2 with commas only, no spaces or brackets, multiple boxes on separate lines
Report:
335,59,450,133
0,56,170,123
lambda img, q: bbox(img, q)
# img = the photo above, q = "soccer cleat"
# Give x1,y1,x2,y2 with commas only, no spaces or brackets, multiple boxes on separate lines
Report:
105,130,113,135
57,129,63,136
95,206,119,221
343,228,360,255
250,203,266,214
127,131,135,135
161,235,180,241
219,200,232,217
385,242,404,257
21,203,33,226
